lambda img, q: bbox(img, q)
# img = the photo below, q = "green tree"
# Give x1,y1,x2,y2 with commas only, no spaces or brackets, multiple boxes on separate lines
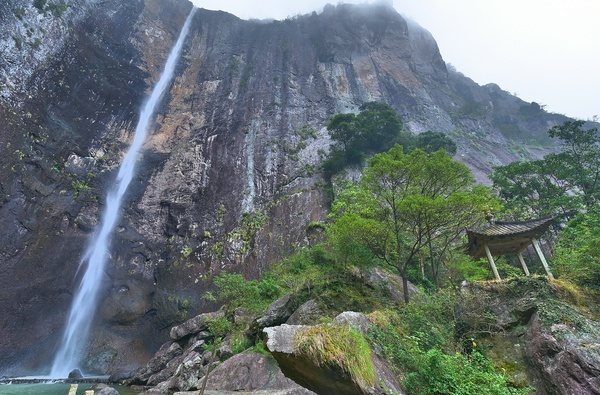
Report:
330,145,498,302
491,120,600,222
414,131,457,156
355,101,403,152
553,210,600,289
324,102,406,178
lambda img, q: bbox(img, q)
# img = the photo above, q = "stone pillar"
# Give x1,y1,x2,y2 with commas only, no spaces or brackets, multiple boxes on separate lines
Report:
484,244,501,280
517,253,530,276
68,384,78,395
531,238,554,280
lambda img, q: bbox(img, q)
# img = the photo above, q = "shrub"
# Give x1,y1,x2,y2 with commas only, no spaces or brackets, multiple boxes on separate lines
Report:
404,349,531,395
553,211,600,290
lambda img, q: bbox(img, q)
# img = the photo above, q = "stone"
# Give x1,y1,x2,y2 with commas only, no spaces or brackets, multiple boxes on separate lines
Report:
286,300,322,326
523,313,600,394
97,387,120,395
263,322,403,395
147,355,186,386
68,368,83,379
135,342,183,383
333,312,370,335
171,311,224,341
216,344,233,361
202,352,315,394
0,0,586,378
253,294,296,331
355,266,418,304
175,351,204,392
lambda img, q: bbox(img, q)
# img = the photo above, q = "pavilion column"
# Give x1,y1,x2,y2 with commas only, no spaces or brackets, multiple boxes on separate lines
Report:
531,238,554,279
517,253,530,276
484,244,501,280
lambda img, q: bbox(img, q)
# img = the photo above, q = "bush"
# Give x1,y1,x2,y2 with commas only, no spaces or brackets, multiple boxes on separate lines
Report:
553,211,600,290
404,349,531,395
204,272,284,314
367,307,530,395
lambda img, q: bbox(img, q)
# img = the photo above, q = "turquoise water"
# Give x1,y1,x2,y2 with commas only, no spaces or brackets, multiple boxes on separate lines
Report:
0,384,138,395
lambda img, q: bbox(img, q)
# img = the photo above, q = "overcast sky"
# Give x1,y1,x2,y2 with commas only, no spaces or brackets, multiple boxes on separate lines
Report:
191,0,599,121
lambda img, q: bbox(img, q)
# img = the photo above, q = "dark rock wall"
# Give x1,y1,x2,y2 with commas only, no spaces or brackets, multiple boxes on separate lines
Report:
0,0,594,376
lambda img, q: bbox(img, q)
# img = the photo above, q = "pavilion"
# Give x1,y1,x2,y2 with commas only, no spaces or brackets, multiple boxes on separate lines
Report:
466,216,554,280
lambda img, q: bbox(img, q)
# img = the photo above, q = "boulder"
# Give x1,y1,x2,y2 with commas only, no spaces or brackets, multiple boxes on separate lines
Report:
286,300,322,326
355,266,418,303
253,294,296,331
171,311,224,341
263,316,403,395
135,341,183,383
523,312,600,394
201,351,315,394
68,368,83,379
147,354,185,386
96,387,120,395
175,351,204,392
333,311,370,335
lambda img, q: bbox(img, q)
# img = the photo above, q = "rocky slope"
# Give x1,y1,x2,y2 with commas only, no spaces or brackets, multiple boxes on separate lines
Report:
0,0,594,377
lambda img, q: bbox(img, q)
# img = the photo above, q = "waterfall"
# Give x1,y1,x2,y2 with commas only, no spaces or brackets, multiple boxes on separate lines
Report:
49,7,196,378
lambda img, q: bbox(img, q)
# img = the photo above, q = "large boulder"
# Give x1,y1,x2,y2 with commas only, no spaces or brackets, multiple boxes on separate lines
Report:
252,294,296,331
133,341,183,383
201,352,315,394
263,313,402,395
523,313,600,394
171,311,224,341
286,300,323,326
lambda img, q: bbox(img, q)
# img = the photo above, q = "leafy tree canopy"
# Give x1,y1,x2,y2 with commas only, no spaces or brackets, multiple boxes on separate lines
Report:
324,102,457,182
329,145,499,302
491,120,600,222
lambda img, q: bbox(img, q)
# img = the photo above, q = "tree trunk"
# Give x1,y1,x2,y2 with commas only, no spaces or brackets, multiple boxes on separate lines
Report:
401,270,410,304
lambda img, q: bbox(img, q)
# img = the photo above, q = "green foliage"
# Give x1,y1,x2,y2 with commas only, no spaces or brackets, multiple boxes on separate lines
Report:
206,315,232,342
367,303,530,395
46,0,68,17
14,8,26,19
492,120,600,222
323,102,406,179
330,145,500,300
203,272,283,314
553,210,600,289
404,349,530,395
33,0,47,11
445,253,492,285
414,131,457,156
458,101,486,118
295,324,375,387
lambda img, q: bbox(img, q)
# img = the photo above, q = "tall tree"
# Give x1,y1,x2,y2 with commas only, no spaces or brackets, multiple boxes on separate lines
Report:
491,120,600,222
324,102,405,176
329,145,498,302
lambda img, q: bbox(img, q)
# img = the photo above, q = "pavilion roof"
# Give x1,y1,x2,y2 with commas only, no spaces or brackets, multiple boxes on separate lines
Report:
466,217,553,259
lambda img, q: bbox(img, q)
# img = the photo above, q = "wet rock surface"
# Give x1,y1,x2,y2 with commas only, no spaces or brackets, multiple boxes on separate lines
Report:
0,0,595,379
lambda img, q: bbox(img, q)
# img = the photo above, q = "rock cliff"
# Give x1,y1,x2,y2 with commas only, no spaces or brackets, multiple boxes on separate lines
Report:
0,0,593,376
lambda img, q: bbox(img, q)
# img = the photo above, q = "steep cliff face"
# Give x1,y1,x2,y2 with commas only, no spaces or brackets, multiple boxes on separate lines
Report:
0,0,588,376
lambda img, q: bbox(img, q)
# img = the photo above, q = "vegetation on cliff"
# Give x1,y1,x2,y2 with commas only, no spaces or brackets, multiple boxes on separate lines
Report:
196,108,600,394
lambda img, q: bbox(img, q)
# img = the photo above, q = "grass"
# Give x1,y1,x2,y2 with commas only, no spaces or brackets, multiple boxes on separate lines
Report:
295,324,375,388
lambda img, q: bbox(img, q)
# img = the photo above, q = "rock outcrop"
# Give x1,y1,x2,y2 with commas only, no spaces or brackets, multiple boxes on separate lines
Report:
263,313,403,395
125,308,315,395
0,0,597,377
460,277,600,395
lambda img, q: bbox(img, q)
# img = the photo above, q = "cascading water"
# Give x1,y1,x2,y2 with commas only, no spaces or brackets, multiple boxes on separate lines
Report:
49,7,196,378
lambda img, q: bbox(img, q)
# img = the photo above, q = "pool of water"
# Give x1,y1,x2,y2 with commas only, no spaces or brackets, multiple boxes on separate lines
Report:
0,383,139,395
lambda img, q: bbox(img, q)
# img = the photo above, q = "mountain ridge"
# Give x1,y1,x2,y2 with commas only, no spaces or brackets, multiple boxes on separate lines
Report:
0,0,596,376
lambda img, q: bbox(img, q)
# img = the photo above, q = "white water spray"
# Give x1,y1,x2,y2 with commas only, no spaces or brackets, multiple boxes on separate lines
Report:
50,7,196,378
